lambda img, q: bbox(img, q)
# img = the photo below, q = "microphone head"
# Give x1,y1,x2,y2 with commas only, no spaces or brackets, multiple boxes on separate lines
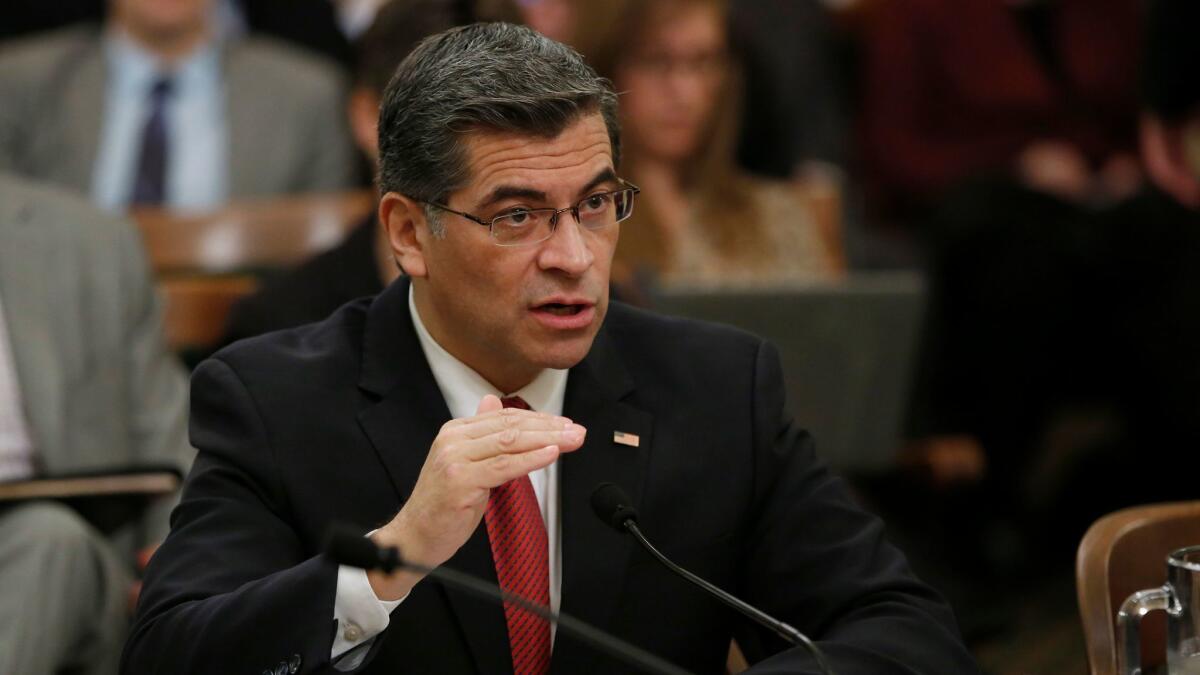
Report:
324,523,393,571
591,483,639,532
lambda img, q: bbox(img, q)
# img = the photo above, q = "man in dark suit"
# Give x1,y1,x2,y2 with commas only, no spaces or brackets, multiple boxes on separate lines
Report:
124,23,976,675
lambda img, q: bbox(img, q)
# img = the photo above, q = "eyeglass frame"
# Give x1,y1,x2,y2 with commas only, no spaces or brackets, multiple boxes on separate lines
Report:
416,180,641,247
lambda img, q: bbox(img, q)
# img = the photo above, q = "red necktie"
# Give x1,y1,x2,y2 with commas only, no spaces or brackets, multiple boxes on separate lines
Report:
485,396,551,675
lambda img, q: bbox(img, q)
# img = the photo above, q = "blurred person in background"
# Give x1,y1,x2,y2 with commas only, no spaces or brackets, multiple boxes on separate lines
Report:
730,0,847,183
0,0,358,213
509,0,574,43
1070,0,1200,523
864,0,1200,645
220,0,520,345
879,0,1143,515
0,173,193,675
861,0,1143,228
571,0,843,290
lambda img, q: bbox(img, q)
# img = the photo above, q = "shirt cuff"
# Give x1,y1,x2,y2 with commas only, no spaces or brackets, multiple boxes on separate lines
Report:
331,563,406,661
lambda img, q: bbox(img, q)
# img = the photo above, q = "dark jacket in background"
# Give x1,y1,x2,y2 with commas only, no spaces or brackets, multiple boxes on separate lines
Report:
221,215,383,347
732,0,846,179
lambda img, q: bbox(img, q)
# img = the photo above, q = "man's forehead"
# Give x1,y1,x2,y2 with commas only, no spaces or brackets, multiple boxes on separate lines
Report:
459,114,614,197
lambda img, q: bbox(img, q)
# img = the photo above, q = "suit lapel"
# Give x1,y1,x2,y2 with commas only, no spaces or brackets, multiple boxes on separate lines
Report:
354,279,512,674
51,35,105,192
225,43,271,198
0,182,67,468
354,283,653,674
552,325,653,674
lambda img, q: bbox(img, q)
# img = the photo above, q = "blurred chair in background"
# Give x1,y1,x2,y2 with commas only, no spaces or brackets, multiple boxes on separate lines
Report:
570,0,844,291
132,189,374,360
653,274,925,476
0,0,358,214
0,173,193,675
1077,502,1200,675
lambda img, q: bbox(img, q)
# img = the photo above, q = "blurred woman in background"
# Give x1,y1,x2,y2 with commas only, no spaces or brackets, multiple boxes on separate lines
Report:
571,0,843,288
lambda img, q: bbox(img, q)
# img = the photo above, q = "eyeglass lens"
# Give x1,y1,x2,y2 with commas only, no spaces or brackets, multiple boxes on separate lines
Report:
491,188,636,244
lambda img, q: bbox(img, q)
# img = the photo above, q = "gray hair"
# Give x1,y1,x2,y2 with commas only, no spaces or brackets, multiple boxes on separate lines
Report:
377,22,621,235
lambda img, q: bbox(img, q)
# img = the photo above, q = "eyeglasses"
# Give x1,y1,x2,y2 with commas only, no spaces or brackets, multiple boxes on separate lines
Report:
421,182,640,247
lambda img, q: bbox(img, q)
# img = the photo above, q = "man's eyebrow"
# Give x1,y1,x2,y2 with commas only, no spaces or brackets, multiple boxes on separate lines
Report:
478,186,547,210
476,168,619,210
577,168,619,196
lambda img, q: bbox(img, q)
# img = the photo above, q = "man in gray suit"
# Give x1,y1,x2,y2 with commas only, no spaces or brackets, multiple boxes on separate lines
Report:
0,0,358,212
0,173,194,675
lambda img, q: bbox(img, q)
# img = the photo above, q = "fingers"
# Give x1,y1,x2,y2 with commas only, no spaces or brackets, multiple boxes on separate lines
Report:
434,395,586,483
477,445,562,488
475,394,503,416
457,424,586,461
458,408,574,439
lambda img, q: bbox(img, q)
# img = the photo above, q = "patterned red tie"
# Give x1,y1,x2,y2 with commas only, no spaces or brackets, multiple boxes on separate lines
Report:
485,396,551,675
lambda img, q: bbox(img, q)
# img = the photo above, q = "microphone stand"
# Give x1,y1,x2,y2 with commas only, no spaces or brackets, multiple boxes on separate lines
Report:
623,520,837,675
325,529,694,675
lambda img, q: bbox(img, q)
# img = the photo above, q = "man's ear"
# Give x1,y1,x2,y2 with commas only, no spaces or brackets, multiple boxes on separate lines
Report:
1141,113,1200,208
379,192,429,278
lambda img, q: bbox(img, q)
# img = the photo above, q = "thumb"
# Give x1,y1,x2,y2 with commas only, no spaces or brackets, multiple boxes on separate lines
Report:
476,394,504,415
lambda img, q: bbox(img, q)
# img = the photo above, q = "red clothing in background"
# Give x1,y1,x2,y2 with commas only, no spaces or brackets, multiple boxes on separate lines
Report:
860,0,1142,216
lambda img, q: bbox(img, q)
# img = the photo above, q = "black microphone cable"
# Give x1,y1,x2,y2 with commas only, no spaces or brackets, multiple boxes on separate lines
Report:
590,483,836,675
324,524,694,675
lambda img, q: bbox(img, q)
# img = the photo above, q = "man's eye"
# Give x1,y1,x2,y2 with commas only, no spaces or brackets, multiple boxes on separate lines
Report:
581,194,610,212
504,210,531,225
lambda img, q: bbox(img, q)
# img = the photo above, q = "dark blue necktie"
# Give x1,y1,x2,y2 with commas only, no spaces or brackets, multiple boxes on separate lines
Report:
130,77,173,206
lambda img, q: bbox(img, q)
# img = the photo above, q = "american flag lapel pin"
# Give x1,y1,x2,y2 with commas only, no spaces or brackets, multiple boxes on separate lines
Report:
613,431,640,447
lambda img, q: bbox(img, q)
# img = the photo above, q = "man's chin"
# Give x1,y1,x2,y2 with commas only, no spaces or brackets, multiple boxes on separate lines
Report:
531,333,599,371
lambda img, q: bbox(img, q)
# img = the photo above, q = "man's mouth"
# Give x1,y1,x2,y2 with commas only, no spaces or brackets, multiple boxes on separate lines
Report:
538,302,587,316
529,299,597,330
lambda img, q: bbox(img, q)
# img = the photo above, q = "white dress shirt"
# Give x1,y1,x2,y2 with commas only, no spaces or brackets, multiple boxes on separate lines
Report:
92,28,229,213
331,286,567,665
0,295,35,483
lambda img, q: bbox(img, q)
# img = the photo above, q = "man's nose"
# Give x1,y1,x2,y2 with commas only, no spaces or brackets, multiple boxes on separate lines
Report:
537,212,593,276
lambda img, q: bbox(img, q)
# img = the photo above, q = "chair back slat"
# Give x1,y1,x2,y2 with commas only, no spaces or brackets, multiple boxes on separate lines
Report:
1077,501,1200,674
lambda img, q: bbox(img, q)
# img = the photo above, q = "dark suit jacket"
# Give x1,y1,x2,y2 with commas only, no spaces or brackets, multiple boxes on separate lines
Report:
124,278,976,675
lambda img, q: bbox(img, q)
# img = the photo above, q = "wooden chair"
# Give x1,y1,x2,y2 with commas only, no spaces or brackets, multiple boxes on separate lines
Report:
158,275,258,353
134,189,374,275
1076,501,1200,674
136,190,373,357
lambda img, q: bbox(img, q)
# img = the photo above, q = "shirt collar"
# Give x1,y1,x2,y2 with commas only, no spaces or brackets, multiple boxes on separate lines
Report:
408,284,567,419
105,26,222,97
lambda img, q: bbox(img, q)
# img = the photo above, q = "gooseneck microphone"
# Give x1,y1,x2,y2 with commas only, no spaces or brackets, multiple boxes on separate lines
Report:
590,483,836,675
323,524,693,675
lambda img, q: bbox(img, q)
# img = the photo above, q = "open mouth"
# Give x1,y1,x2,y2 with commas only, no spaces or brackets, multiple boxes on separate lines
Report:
538,302,587,316
530,300,596,330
